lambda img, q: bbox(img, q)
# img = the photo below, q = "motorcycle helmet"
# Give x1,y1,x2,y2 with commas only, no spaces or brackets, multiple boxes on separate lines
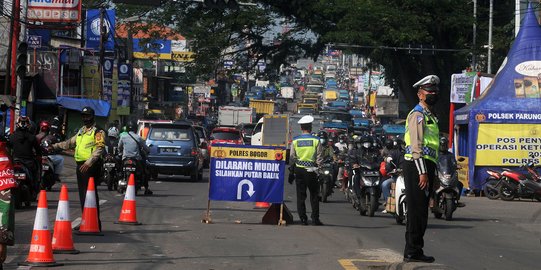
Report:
385,138,394,150
39,120,50,133
317,130,328,145
439,136,449,152
16,116,30,130
108,126,119,139
127,120,137,133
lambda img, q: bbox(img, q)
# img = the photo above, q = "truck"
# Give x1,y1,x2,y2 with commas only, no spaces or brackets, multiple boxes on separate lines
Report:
280,86,295,100
249,99,275,115
251,115,290,149
218,106,256,126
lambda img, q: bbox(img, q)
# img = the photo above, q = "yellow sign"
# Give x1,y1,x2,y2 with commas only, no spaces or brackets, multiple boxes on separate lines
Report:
369,91,377,107
475,123,541,166
171,52,195,62
211,146,285,161
457,156,469,189
133,52,172,60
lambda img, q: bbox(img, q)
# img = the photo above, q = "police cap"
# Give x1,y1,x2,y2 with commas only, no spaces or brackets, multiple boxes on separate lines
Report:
81,106,95,116
298,115,314,124
413,75,440,92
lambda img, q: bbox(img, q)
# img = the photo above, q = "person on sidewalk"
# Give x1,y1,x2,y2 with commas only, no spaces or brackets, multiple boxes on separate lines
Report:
52,107,105,231
402,75,440,263
289,115,324,226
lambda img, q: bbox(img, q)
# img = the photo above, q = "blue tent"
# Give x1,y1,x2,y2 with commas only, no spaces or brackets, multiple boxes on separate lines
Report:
454,3,541,190
57,97,111,117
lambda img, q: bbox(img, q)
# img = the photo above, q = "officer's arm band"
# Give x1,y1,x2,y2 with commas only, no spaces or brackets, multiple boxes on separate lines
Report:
414,158,427,175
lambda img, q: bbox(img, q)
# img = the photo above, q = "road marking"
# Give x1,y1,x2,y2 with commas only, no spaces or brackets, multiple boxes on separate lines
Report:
72,217,81,229
338,259,385,270
99,199,107,205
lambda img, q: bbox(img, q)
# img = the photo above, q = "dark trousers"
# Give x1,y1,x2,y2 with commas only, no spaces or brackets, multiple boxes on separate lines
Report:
294,167,319,221
402,159,435,257
76,161,101,229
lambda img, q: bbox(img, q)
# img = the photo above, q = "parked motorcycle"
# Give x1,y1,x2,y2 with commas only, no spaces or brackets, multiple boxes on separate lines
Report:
356,159,381,217
431,155,463,220
483,169,503,200
39,140,56,191
499,163,541,201
103,148,121,191
12,159,37,209
318,159,335,203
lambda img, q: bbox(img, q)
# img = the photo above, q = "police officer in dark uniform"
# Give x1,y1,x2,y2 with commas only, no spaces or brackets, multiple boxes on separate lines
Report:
53,107,106,231
289,115,324,225
402,75,440,263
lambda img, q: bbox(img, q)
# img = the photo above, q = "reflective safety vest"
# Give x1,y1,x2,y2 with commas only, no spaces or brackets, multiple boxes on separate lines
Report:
292,134,320,168
404,104,439,163
75,127,96,162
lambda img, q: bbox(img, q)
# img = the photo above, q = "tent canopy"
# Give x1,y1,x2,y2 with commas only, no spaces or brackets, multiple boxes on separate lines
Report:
56,97,111,117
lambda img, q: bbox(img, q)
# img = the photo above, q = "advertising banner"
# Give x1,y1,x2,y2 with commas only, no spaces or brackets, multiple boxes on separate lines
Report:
117,63,131,115
450,72,476,103
209,145,286,203
86,9,115,51
28,0,82,23
102,58,113,102
475,123,541,166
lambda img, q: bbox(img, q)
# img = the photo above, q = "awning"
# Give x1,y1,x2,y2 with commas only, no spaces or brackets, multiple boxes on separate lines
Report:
56,97,111,117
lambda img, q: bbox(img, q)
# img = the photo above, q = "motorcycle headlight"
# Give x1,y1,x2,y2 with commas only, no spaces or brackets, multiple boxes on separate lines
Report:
324,170,330,175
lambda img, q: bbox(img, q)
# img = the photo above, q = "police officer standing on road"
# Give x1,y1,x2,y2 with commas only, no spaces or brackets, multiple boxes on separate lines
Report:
402,75,440,263
52,107,105,230
289,115,324,226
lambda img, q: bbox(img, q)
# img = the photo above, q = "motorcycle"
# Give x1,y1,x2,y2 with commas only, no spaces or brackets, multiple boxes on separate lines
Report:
39,140,56,191
386,167,406,225
356,159,381,217
483,169,503,200
318,159,335,203
431,154,463,221
103,148,121,191
498,163,541,202
12,159,37,209
119,157,141,194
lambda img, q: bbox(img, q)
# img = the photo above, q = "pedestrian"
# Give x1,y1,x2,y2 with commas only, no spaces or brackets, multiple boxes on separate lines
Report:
288,115,324,226
52,107,105,231
0,118,16,269
402,75,440,263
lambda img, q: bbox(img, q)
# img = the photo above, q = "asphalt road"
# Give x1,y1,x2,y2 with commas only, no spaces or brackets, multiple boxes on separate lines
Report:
3,156,541,270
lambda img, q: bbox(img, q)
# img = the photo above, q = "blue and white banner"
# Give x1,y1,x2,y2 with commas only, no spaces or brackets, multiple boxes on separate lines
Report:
102,58,113,102
117,63,131,115
209,145,286,203
86,9,115,51
132,39,171,54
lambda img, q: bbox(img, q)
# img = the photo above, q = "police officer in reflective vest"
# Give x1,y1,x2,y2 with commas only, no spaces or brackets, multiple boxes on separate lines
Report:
289,115,324,226
53,107,106,230
402,75,440,263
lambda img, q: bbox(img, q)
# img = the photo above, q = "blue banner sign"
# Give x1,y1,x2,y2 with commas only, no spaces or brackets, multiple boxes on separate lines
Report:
209,144,286,203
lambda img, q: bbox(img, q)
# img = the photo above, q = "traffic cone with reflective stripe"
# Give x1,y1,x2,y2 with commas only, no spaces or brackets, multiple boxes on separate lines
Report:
254,202,271,208
19,191,63,267
77,177,103,235
52,185,79,254
116,174,142,225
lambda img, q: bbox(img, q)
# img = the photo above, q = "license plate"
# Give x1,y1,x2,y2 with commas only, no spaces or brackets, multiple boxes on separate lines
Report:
160,148,178,153
42,165,50,170
363,171,379,176
124,167,136,172
104,163,116,168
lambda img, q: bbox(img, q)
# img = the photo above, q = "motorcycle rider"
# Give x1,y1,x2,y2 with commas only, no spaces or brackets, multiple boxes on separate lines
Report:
9,116,41,191
107,124,120,154
436,136,464,206
118,121,152,195
316,131,336,166
381,137,404,213
335,134,349,192
42,121,65,184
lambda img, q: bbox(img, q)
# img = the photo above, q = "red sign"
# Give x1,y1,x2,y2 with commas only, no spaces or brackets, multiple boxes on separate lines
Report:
28,0,82,23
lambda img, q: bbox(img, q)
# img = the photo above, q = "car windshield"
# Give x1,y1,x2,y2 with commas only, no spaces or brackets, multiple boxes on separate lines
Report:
298,108,314,114
320,112,352,122
304,99,318,104
149,127,192,141
212,131,241,140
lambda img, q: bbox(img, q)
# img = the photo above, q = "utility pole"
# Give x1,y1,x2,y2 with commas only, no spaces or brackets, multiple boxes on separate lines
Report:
98,6,106,100
487,0,493,74
9,0,22,131
515,0,521,37
472,0,477,70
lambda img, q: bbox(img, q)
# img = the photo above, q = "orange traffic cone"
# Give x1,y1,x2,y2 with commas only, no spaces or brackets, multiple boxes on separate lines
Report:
19,191,63,267
116,174,142,225
77,177,103,235
255,202,271,209
52,185,80,254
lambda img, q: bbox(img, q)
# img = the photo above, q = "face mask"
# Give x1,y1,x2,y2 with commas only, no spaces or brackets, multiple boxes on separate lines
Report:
425,94,438,105
356,144,362,149
83,117,94,126
339,140,344,143
363,142,371,148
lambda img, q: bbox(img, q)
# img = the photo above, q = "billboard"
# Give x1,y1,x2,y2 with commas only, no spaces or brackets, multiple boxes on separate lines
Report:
28,0,82,23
